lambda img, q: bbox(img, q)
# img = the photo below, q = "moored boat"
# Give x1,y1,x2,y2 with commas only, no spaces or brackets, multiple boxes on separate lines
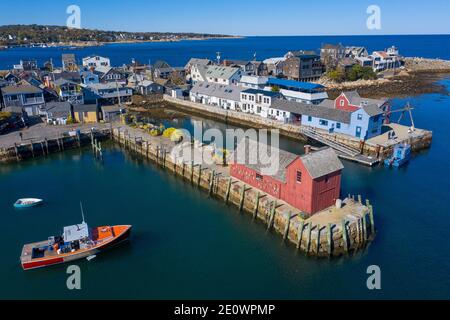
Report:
20,203,131,270
20,223,132,270
14,198,44,209
384,144,411,168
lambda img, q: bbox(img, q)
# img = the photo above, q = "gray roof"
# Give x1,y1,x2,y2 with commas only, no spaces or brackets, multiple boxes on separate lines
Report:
342,91,387,107
44,101,72,112
1,84,43,95
300,148,344,179
232,139,343,182
185,58,212,69
272,99,352,124
232,138,298,182
200,65,241,80
191,82,244,101
101,105,122,113
362,104,384,117
73,104,98,112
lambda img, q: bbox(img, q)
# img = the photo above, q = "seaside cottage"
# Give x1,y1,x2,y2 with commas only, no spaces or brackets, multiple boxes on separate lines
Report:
282,50,324,81
190,65,242,85
82,55,111,69
62,54,79,72
53,78,84,104
73,104,100,123
84,82,133,106
230,139,344,215
240,88,281,117
190,82,244,110
40,101,73,125
1,84,45,116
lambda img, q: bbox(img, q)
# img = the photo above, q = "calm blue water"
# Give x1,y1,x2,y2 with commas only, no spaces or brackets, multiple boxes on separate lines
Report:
0,36,449,299
1,35,450,69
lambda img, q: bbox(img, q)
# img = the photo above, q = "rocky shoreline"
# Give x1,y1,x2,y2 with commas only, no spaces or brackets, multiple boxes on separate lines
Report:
321,57,450,99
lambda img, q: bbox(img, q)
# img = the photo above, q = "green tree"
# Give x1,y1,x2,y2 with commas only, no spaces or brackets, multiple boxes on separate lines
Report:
327,68,346,83
347,65,377,81
271,85,280,92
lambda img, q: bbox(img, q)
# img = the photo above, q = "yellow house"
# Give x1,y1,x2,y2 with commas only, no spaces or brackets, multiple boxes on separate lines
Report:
73,104,99,123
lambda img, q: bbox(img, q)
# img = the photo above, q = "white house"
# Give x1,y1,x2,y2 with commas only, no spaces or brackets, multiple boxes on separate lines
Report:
240,89,282,118
371,51,402,72
263,57,286,76
83,56,111,68
190,82,244,110
190,65,242,85
239,75,268,89
265,78,328,105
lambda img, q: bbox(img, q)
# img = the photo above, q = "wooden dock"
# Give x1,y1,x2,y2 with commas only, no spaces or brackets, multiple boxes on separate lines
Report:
111,125,376,258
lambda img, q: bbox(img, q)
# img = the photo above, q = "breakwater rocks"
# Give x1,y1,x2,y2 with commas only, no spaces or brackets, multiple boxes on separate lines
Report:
112,126,375,258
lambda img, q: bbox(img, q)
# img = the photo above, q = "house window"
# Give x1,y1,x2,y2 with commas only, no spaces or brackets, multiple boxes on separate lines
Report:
296,171,302,183
340,100,344,107
336,122,341,129
9,95,18,101
256,173,263,181
308,116,312,122
319,119,328,126
357,114,363,120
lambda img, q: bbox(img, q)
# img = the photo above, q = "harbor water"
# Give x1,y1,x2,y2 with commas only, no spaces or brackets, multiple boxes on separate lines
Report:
0,36,449,299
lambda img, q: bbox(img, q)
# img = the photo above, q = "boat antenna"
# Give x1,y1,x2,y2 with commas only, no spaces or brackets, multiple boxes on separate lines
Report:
80,202,86,223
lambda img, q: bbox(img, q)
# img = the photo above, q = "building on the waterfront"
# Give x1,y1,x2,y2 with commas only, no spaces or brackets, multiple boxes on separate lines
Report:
320,43,346,69
73,104,99,123
272,91,387,139
82,55,111,69
83,82,133,106
239,75,269,89
40,101,73,125
240,88,282,117
282,50,324,81
0,84,45,116
266,78,328,105
223,60,255,75
136,80,164,95
190,82,244,110
230,139,344,215
371,50,402,72
153,66,186,80
101,105,123,122
62,54,79,72
13,59,38,71
263,57,286,76
190,64,242,85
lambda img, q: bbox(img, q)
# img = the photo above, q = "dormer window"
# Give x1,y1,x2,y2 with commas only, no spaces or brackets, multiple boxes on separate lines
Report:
357,114,363,120
340,100,345,107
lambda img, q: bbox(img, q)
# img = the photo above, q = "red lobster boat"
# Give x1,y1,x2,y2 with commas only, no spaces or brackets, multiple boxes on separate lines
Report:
20,206,131,270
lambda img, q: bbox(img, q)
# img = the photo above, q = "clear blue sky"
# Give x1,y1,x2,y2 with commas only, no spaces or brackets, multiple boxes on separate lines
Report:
0,0,449,36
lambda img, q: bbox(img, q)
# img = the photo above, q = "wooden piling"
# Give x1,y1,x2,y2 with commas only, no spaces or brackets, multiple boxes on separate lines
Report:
197,165,202,186
14,143,19,161
316,224,321,255
267,201,276,230
362,214,367,243
253,191,260,219
224,178,232,203
209,170,215,196
305,223,312,254
296,221,304,250
239,184,246,212
45,138,49,155
283,212,291,241
30,142,34,158
369,205,375,236
358,194,362,204
190,161,194,183
342,219,348,253
327,223,332,256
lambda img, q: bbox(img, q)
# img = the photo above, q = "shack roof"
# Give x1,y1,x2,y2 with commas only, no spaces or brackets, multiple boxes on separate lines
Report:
191,81,244,101
1,84,43,95
299,148,344,179
272,99,352,124
232,138,298,182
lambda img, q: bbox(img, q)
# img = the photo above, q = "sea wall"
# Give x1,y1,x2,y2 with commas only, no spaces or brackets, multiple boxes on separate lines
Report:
112,127,375,258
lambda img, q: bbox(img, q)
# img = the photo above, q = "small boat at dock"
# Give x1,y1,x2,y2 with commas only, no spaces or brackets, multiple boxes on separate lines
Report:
14,198,44,209
20,203,131,270
384,144,411,167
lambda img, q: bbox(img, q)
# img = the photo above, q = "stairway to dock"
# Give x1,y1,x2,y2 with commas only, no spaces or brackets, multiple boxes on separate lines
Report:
299,127,379,166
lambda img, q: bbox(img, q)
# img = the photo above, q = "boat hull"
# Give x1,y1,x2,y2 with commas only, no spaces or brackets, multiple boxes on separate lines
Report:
21,225,131,270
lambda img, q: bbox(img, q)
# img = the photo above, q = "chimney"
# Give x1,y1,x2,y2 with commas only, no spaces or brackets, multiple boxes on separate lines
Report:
304,145,312,155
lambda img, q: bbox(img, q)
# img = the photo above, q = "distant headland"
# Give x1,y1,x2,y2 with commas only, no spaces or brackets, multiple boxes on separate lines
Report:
0,24,241,48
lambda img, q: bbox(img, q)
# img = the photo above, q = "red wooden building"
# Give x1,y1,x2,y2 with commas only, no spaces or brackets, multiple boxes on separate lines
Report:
230,140,344,215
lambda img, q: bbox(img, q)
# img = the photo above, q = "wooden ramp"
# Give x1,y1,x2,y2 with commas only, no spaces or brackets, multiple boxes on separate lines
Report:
300,127,379,166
